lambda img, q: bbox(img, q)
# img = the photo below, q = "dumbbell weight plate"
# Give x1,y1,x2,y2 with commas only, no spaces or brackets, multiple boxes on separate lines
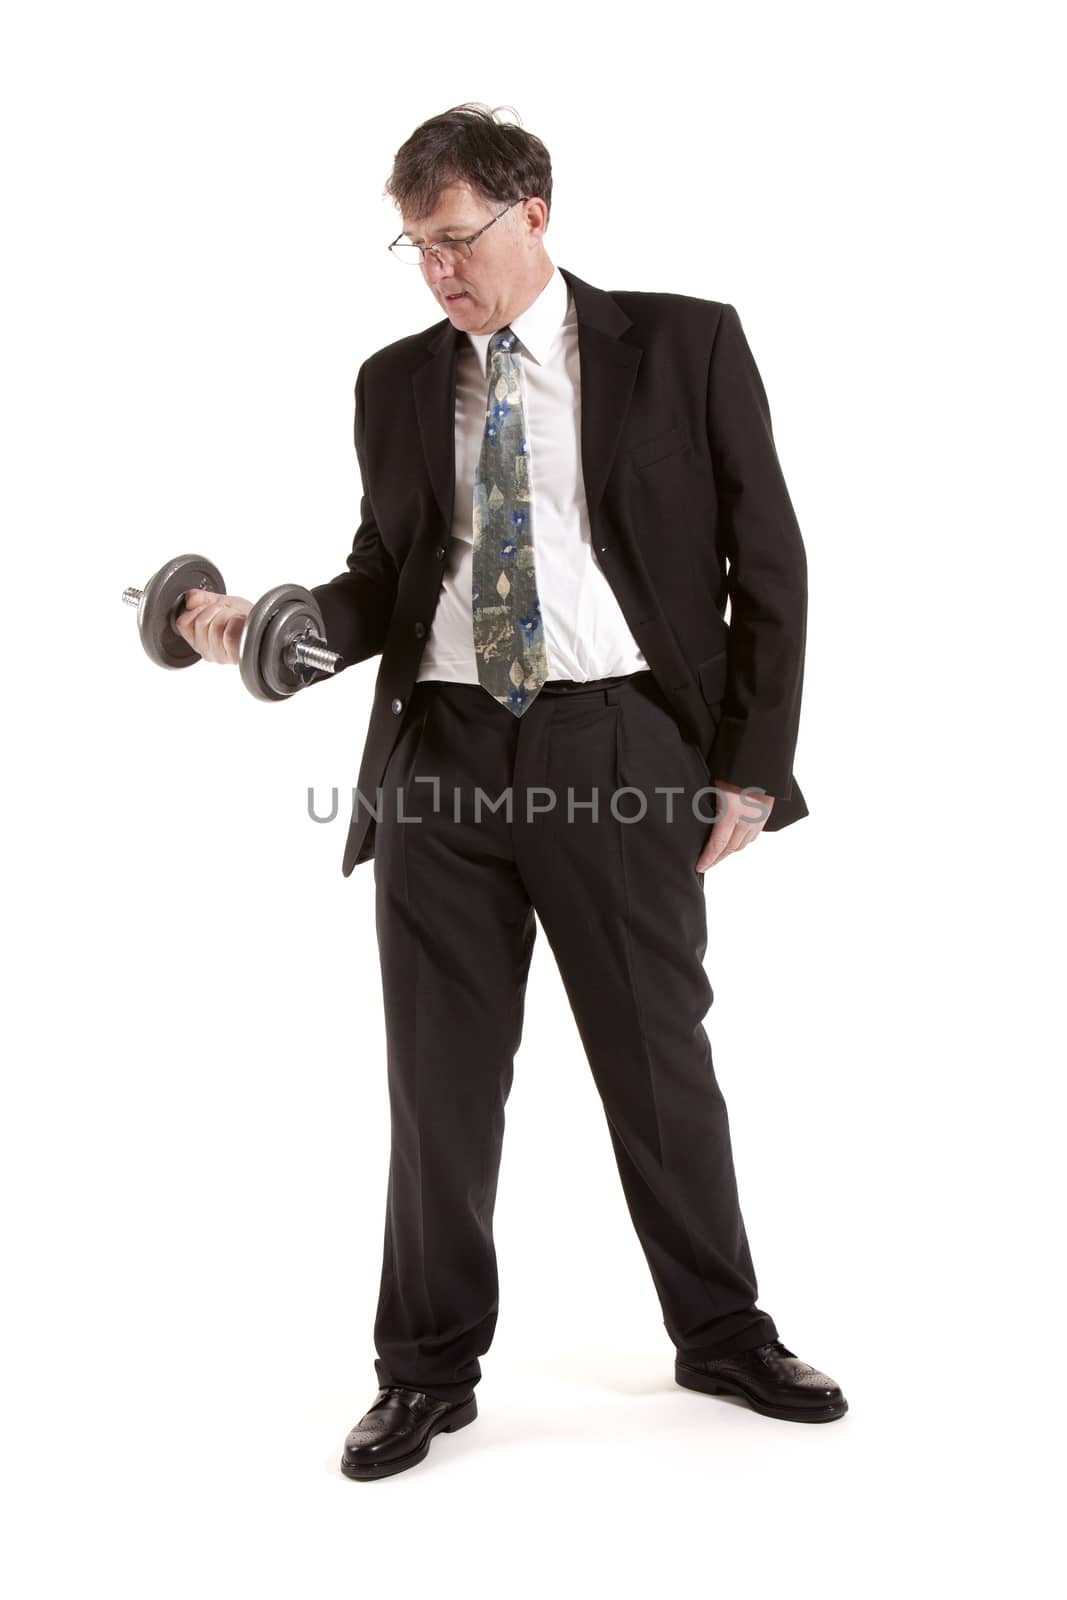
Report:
138,554,227,669
239,583,328,702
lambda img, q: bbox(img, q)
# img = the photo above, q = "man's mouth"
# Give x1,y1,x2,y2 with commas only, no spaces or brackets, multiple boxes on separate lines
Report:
445,292,468,302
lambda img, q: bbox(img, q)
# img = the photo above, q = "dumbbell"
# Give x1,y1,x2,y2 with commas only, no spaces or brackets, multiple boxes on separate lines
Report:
122,552,344,701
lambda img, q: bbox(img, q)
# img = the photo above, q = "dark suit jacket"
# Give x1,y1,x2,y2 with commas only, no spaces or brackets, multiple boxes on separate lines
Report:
310,265,809,876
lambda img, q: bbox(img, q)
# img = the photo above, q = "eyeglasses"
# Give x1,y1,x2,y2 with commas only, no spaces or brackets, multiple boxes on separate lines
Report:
389,198,530,266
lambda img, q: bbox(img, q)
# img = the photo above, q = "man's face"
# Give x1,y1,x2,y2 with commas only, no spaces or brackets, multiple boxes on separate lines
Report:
399,180,544,336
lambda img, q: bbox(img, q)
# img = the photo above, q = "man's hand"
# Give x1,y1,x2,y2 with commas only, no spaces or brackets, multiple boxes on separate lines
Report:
696,779,775,872
173,589,253,665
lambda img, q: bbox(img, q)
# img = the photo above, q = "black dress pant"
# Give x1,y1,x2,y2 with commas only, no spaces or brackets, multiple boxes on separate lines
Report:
370,668,778,1402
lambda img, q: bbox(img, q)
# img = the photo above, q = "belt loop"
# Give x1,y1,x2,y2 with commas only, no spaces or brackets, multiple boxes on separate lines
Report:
604,685,621,707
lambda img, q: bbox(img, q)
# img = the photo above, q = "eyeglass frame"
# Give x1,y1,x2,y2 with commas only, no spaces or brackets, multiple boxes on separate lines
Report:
388,197,531,265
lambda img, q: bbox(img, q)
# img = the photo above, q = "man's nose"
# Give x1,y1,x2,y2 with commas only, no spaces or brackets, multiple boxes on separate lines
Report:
422,249,451,283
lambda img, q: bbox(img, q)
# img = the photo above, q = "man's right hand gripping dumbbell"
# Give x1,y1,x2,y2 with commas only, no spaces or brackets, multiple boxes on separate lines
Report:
173,588,253,665
124,553,343,696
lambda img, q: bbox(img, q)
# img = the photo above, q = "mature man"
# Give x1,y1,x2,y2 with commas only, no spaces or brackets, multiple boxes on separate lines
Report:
178,103,846,1481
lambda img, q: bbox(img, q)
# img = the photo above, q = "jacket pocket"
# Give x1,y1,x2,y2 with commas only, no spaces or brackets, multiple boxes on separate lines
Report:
628,424,685,470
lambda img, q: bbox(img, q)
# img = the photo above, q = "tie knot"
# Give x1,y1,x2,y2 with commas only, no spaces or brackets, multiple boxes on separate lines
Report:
491,326,517,355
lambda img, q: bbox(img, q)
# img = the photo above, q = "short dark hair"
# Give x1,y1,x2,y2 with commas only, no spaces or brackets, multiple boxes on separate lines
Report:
384,103,552,227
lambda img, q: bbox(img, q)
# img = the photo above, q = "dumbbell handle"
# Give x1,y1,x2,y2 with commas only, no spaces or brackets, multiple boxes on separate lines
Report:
122,584,342,675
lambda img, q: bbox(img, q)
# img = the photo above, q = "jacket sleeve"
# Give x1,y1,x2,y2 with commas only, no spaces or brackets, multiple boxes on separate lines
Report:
705,303,807,801
309,360,399,667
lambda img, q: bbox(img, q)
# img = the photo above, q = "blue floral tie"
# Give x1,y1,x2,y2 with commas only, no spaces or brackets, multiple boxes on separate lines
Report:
471,326,548,715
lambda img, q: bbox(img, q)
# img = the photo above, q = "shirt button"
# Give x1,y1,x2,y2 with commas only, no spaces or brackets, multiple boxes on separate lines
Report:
391,697,403,715
414,622,426,638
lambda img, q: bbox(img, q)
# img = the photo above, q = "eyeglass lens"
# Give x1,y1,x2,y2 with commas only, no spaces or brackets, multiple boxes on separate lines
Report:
392,240,473,265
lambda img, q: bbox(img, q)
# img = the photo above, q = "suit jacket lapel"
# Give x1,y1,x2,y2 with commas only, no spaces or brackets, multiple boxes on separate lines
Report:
560,265,642,525
410,265,641,536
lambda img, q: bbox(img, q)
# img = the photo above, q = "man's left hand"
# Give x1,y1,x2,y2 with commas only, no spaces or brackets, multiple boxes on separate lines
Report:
696,779,775,872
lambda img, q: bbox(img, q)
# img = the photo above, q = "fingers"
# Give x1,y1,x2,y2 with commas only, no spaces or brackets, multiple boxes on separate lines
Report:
173,595,228,661
695,800,767,872
173,591,250,664
698,820,739,872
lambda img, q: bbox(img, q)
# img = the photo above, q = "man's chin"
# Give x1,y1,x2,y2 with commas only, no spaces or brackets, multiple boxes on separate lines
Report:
441,293,490,334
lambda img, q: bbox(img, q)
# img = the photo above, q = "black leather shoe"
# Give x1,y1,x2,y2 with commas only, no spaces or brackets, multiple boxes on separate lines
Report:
340,1386,478,1480
675,1339,847,1423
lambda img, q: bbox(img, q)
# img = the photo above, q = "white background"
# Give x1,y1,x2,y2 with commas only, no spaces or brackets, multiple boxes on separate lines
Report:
2,1,1063,1594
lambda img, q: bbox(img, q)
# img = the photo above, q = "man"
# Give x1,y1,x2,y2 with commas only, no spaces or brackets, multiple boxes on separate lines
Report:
178,104,846,1481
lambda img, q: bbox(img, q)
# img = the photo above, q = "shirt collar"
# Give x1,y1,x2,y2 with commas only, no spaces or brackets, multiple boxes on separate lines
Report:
466,264,571,375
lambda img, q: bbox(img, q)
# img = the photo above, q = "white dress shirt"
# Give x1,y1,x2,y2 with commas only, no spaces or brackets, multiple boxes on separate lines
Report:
416,263,648,684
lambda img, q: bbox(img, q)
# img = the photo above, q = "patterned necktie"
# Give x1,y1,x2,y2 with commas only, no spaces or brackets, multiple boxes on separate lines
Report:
472,326,548,715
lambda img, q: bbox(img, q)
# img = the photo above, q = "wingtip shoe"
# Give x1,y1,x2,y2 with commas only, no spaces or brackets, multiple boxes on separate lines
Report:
675,1339,848,1423
340,1386,478,1480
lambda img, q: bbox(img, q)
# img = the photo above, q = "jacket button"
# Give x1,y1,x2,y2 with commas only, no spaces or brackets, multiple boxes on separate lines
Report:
391,697,403,714
435,544,446,559
599,544,608,554
414,621,426,638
